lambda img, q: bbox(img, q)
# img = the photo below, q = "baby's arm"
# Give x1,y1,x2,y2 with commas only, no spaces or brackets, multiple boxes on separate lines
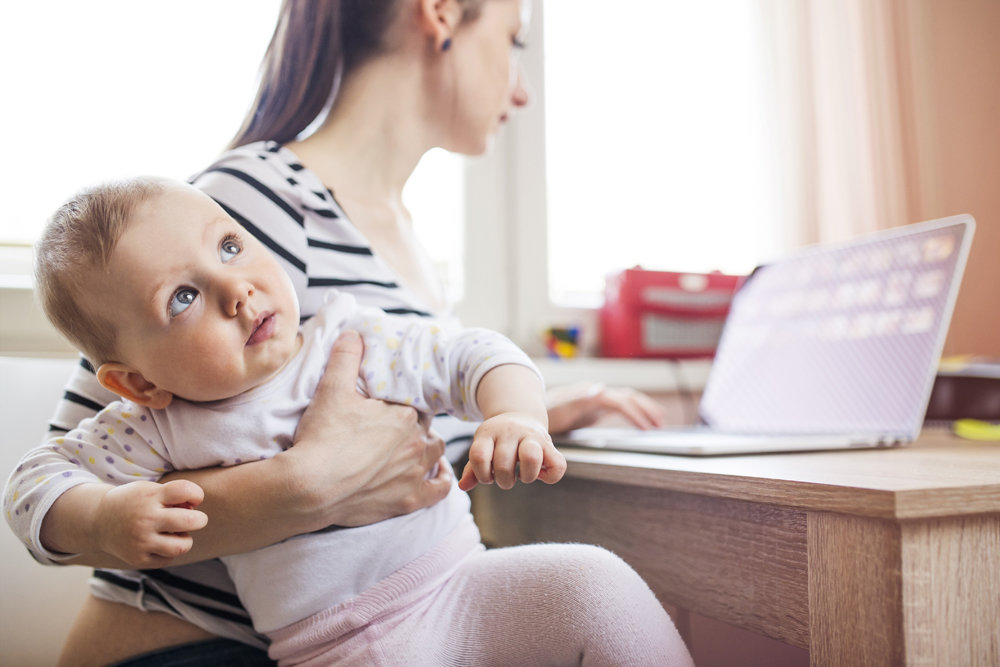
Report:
4,403,206,569
458,363,566,491
42,479,206,569
344,303,565,491
6,336,451,569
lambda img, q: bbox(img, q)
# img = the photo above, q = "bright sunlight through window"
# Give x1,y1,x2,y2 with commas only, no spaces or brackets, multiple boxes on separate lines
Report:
543,1,783,306
0,2,280,244
1,2,464,275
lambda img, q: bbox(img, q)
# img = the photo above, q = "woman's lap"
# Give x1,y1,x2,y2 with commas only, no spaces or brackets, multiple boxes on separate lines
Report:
58,595,228,667
109,639,273,667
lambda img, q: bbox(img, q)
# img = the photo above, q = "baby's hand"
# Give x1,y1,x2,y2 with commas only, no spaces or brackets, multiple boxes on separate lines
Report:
95,479,207,568
458,413,567,491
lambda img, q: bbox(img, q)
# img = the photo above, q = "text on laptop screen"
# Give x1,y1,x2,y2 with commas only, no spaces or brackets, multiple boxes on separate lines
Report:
699,219,971,436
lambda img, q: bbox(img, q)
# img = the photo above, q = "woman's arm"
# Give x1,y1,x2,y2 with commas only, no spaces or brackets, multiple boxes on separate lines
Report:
26,331,450,568
546,382,668,433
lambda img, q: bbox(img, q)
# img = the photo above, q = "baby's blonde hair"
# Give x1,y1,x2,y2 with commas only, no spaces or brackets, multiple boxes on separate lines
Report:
35,177,171,365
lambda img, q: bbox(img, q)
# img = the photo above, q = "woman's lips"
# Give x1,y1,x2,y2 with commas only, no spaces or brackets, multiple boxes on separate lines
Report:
247,313,276,346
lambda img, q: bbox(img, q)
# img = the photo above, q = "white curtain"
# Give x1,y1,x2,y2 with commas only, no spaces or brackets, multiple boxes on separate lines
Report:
761,0,919,247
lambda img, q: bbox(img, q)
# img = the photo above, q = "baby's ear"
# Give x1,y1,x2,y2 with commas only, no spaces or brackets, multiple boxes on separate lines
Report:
96,363,173,409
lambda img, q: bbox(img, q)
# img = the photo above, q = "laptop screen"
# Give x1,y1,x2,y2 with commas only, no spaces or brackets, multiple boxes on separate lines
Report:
699,216,974,436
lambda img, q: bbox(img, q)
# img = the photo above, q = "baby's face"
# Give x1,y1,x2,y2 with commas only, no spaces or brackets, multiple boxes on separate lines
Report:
91,184,302,402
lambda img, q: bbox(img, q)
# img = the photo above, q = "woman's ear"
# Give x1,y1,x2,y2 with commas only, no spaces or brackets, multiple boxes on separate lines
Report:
97,363,174,409
417,0,464,51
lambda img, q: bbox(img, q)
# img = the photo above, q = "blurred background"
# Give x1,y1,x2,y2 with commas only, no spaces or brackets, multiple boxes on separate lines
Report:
1,0,997,359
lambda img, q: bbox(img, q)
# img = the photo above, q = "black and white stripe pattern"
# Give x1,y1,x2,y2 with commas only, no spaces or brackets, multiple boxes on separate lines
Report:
36,141,466,645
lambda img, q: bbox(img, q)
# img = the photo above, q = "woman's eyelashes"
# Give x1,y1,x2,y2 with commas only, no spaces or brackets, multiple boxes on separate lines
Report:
169,287,198,318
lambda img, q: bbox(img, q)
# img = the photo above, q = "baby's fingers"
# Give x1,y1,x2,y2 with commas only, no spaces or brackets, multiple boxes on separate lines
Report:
145,531,196,562
160,479,205,509
464,435,496,489
516,438,545,484
458,462,479,492
161,505,208,536
491,435,520,490
537,444,568,485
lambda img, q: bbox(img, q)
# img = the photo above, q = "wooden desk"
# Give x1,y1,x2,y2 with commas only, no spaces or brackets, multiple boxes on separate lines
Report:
470,431,1000,666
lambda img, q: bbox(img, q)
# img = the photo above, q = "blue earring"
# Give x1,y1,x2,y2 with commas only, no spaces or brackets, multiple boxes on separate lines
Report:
441,38,452,52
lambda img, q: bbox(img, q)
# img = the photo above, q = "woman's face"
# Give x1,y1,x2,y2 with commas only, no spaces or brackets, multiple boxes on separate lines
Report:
446,0,531,155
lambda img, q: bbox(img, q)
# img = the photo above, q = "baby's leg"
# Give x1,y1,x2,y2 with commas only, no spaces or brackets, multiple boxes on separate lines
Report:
426,543,694,666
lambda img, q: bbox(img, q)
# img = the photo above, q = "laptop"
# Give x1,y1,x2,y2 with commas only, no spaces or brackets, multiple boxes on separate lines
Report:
554,214,975,456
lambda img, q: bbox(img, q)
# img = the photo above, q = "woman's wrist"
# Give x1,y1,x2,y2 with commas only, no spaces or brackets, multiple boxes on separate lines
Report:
265,443,361,531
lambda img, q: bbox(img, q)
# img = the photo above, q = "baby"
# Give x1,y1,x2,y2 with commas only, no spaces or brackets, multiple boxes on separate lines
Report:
7,178,688,665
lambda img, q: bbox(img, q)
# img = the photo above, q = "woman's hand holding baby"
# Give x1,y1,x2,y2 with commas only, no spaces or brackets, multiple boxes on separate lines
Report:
290,330,451,526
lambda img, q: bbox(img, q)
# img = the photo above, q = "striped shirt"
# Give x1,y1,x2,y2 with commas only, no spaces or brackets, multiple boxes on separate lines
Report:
4,141,473,648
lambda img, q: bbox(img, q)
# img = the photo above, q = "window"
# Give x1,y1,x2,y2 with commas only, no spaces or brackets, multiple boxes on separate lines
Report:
0,1,281,245
466,0,791,353
0,2,467,355
405,149,466,304
3,0,782,360
543,0,783,306
1,1,465,287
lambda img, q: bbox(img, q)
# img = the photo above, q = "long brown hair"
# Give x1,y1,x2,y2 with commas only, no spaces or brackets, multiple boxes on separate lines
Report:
228,0,485,150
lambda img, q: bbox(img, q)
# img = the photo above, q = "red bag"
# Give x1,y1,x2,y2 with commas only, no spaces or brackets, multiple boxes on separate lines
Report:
600,268,743,359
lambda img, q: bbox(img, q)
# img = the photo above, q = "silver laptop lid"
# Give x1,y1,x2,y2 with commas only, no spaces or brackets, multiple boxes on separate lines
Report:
699,215,975,438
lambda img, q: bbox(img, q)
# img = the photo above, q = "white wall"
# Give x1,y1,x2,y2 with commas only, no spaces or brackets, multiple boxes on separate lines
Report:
0,356,91,664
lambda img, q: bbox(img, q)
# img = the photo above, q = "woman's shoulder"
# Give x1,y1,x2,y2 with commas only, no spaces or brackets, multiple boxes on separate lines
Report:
192,142,336,210
193,141,298,192
190,141,350,240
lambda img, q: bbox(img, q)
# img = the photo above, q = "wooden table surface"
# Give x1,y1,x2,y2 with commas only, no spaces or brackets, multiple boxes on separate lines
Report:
471,431,1000,665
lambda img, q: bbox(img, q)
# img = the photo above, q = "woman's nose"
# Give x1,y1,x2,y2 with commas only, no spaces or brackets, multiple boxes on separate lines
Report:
511,67,530,108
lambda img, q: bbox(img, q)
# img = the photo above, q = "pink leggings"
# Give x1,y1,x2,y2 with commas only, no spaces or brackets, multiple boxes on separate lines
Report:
269,525,693,666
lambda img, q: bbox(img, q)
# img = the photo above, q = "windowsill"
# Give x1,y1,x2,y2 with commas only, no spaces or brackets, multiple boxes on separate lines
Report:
2,249,714,390
0,271,78,357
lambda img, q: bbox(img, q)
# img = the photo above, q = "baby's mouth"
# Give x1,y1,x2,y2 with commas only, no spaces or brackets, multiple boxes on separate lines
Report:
247,313,276,346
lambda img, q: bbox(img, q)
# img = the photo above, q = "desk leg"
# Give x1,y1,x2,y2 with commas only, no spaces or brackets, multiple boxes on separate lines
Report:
808,512,1000,666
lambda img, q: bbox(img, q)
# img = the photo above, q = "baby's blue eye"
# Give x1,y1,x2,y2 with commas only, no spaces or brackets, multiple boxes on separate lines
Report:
169,288,197,317
220,237,242,262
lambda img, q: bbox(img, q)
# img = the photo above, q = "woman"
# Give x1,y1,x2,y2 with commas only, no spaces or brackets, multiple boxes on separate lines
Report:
23,0,670,664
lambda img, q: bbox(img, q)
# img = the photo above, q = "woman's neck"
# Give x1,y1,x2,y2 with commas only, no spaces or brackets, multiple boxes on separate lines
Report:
284,53,451,315
289,55,437,210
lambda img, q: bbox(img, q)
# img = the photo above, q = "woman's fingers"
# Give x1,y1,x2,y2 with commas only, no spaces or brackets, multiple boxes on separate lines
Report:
546,382,667,432
319,330,366,398
596,387,666,429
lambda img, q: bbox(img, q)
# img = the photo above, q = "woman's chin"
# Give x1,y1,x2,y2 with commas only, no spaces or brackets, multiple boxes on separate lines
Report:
443,131,496,157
